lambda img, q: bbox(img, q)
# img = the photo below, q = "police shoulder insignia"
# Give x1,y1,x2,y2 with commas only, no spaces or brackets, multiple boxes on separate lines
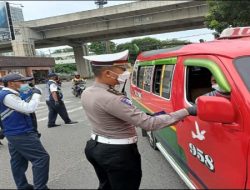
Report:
107,88,123,95
120,97,132,106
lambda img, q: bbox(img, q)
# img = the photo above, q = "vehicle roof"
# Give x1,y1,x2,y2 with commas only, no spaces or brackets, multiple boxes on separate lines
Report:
137,38,250,61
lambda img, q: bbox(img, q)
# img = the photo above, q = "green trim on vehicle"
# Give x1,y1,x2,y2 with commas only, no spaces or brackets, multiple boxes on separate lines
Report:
155,57,177,65
132,98,187,173
138,61,155,66
138,57,177,66
155,128,188,174
184,59,231,92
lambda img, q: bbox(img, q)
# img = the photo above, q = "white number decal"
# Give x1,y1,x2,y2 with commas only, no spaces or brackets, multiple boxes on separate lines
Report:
189,143,215,172
196,149,205,163
205,155,215,171
189,143,196,155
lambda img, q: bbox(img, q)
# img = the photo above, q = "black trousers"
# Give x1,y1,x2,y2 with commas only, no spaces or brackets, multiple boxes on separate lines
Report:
85,139,142,190
46,100,71,126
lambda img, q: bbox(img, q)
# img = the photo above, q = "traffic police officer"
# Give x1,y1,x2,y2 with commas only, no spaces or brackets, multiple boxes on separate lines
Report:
82,50,196,190
45,72,78,127
0,73,50,190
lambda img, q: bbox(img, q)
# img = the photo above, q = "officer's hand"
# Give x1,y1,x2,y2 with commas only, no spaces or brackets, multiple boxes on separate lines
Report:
31,87,42,95
186,105,197,116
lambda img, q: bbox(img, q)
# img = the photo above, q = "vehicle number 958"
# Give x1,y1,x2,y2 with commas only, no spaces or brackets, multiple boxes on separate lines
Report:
189,143,215,172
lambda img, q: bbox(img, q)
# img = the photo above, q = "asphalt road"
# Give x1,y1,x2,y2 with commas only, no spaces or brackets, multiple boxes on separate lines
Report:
0,80,187,189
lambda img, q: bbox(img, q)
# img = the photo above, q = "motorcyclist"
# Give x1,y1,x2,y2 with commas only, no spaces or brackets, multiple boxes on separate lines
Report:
72,73,86,97
72,73,85,85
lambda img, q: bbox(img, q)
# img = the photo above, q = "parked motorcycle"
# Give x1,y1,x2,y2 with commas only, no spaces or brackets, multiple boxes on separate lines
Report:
72,81,86,97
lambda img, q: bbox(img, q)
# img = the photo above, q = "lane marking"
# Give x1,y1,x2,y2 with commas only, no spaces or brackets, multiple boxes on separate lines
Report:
36,103,80,114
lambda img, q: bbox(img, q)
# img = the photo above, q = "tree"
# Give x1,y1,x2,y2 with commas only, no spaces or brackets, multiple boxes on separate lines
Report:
54,63,76,74
205,0,250,34
161,39,190,48
116,37,190,63
131,37,162,51
89,41,116,54
116,43,140,64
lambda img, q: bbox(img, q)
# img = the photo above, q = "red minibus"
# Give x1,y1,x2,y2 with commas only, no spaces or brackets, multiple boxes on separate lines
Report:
130,27,250,189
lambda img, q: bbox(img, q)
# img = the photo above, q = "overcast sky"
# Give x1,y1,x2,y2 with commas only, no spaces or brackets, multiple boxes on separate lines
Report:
10,1,214,50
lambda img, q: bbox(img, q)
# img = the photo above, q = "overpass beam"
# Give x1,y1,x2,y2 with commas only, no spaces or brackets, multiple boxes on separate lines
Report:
72,44,92,78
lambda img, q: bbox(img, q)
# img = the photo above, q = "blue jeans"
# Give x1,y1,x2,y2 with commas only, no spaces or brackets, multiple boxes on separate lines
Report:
6,132,50,190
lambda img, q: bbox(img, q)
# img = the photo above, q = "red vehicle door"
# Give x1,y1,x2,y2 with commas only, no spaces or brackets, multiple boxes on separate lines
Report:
175,55,247,189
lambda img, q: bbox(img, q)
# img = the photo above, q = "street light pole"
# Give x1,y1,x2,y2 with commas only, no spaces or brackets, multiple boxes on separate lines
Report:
94,0,111,53
95,0,107,8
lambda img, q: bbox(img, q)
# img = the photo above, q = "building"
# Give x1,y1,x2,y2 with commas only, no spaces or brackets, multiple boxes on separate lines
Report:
50,51,76,65
0,56,55,83
9,5,24,23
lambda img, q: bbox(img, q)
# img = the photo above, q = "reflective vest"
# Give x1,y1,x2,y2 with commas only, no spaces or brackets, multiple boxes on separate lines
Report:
0,90,34,136
46,80,63,101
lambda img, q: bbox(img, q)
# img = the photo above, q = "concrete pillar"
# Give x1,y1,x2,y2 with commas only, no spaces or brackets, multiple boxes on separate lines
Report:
73,44,92,78
11,24,36,56
11,40,36,56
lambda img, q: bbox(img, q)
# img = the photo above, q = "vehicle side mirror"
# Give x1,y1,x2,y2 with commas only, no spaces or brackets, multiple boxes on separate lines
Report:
197,96,235,123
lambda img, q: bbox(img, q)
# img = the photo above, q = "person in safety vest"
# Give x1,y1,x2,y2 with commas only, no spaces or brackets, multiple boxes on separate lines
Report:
45,72,78,128
19,80,41,137
0,73,50,190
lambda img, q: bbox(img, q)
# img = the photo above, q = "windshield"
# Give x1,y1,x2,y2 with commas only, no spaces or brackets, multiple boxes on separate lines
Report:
233,57,250,91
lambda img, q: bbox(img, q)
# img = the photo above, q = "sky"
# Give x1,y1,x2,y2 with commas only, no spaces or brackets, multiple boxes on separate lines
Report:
10,1,215,51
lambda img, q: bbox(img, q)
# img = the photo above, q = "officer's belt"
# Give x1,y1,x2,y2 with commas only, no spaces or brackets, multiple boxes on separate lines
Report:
91,133,137,145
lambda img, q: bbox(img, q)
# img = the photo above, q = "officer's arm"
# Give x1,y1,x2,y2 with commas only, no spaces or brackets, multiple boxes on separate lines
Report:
51,92,59,101
50,83,59,101
3,93,41,114
104,96,189,131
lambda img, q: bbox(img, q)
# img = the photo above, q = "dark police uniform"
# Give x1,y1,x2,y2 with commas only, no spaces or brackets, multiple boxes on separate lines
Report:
0,73,49,190
45,73,76,127
82,50,191,190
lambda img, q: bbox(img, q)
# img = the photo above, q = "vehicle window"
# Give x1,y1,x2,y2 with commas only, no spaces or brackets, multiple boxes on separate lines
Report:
162,65,174,99
185,66,212,103
153,65,163,95
138,66,145,89
143,66,154,92
233,57,250,91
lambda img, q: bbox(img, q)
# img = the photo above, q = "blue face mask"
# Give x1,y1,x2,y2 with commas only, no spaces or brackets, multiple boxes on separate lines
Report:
19,84,30,92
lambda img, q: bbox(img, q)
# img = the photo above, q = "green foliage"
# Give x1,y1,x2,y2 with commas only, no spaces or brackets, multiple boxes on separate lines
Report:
89,41,116,54
161,39,190,48
115,37,190,63
116,42,140,63
131,37,162,51
205,0,250,34
54,63,77,74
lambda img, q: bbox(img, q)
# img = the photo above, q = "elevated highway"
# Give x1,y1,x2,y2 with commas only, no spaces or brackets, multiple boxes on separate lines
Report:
0,1,208,51
0,1,208,77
